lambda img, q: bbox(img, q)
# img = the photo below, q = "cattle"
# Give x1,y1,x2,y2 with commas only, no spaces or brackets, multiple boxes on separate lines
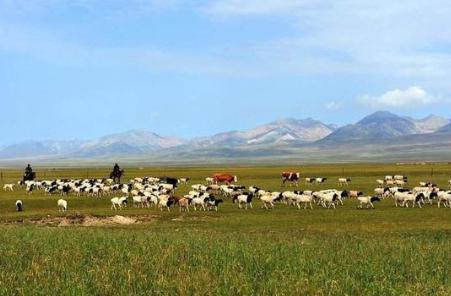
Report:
357,196,381,209
281,172,300,187
160,177,178,188
213,173,237,185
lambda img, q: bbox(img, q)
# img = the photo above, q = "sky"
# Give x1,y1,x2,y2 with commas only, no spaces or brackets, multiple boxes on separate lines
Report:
1,0,451,145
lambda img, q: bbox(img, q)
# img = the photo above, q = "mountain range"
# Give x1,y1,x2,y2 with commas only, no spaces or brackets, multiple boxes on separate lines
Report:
1,111,451,164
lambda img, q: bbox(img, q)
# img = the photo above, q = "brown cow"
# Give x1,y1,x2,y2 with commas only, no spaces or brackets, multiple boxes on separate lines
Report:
213,173,237,184
281,172,300,187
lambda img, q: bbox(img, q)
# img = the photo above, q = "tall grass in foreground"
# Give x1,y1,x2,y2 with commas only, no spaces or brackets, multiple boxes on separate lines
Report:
0,226,449,295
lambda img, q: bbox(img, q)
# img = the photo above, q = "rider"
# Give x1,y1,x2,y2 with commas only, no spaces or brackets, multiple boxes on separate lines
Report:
24,164,33,176
113,163,120,174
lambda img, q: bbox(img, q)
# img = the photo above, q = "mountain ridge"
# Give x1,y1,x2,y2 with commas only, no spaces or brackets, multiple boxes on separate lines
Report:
0,112,450,161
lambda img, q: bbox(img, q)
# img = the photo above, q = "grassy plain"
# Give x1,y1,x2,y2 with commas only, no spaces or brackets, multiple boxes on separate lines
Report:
0,163,450,295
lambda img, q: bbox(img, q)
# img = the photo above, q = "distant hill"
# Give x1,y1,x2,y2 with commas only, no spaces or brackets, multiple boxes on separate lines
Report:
408,114,450,134
74,130,185,157
1,112,451,163
436,123,451,133
320,111,449,143
189,118,335,148
0,130,185,159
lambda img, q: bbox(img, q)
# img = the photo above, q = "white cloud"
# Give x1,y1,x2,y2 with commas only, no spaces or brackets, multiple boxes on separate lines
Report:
203,0,451,80
325,101,342,110
357,86,439,109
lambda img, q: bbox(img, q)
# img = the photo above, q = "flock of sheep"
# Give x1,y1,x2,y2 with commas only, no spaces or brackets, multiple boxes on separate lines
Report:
3,174,451,213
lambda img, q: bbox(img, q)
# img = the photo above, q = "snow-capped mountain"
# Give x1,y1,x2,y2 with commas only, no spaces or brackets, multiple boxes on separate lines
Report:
189,118,336,148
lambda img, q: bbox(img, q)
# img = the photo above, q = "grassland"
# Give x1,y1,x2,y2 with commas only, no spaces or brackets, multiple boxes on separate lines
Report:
0,163,450,295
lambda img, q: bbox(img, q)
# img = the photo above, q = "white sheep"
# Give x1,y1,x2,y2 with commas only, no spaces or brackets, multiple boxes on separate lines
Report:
15,200,23,211
57,199,68,212
111,197,128,210
3,184,14,191
357,196,381,209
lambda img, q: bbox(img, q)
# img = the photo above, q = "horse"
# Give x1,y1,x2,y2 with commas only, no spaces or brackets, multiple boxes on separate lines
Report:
110,169,124,184
23,172,36,182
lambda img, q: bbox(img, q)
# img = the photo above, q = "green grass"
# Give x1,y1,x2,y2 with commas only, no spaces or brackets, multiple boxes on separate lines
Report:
0,163,450,295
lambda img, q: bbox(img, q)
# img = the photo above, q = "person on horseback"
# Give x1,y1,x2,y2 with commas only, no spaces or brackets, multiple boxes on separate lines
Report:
25,164,33,175
113,163,120,175
23,164,35,181
110,163,124,184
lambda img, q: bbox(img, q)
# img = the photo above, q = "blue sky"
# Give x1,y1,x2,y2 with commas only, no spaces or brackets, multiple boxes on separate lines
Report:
1,0,451,144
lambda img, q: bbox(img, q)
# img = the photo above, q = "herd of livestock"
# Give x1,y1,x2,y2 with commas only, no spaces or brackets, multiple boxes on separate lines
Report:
3,172,451,213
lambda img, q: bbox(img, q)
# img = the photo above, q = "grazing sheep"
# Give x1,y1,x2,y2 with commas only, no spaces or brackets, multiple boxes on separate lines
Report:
260,193,282,209
357,196,381,209
394,192,423,208
292,194,314,209
349,190,363,198
385,175,394,181
15,200,23,212
314,192,339,209
132,195,147,208
157,195,175,211
206,198,223,212
191,196,209,211
233,193,253,210
26,184,35,194
178,197,191,212
395,180,405,187
437,191,451,208
57,199,68,212
374,187,390,198
178,178,190,184
338,178,351,186
3,184,14,191
376,179,384,187
111,197,128,210
448,180,451,189
305,178,316,184
205,177,215,185
315,177,327,184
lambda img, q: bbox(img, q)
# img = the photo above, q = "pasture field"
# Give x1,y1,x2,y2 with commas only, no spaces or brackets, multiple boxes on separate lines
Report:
0,163,450,295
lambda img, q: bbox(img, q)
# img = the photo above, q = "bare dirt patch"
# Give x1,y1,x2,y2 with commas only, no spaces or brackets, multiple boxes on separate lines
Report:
4,214,160,227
